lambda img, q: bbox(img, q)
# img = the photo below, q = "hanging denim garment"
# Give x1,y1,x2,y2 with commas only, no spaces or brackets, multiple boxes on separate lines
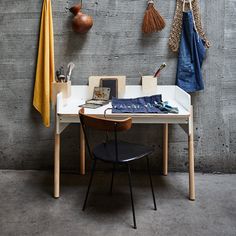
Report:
176,10,206,93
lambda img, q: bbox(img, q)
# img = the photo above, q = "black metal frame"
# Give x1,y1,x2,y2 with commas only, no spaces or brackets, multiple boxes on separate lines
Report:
110,163,116,195
80,114,157,229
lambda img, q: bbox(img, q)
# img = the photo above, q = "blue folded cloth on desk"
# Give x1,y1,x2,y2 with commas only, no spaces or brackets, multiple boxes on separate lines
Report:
112,95,179,114
157,101,179,114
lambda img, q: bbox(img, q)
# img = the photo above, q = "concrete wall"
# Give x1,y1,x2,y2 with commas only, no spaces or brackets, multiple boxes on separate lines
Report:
0,0,235,173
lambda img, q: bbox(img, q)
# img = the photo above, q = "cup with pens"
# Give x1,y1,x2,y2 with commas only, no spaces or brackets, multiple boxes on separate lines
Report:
141,62,166,94
153,63,166,78
51,62,75,104
55,62,75,83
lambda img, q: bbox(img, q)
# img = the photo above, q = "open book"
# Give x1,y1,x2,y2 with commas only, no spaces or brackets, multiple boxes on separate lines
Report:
80,87,111,109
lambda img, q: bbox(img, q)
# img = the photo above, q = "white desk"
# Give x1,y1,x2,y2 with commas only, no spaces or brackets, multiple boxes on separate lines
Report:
54,85,195,200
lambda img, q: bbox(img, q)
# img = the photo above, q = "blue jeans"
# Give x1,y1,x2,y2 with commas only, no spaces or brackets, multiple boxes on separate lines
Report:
176,11,206,93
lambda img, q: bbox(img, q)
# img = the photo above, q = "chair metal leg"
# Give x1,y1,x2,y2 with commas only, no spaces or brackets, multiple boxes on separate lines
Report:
146,157,157,210
127,164,137,229
110,163,116,195
82,159,97,211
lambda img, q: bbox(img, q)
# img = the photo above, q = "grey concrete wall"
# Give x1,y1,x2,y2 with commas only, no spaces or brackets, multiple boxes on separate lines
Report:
0,0,235,172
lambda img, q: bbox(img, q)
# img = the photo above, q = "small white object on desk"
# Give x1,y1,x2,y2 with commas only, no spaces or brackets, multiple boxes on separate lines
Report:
142,76,157,95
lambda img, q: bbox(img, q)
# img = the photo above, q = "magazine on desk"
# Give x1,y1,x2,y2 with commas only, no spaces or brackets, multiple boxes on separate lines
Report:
79,87,110,109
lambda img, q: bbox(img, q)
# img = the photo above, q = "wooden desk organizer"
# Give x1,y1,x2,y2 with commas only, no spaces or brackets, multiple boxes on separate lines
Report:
142,76,158,95
51,81,71,105
88,76,126,98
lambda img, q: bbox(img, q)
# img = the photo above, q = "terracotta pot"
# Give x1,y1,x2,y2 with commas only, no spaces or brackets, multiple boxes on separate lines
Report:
70,3,93,34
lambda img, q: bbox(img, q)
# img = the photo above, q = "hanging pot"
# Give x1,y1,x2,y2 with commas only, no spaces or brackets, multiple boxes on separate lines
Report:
69,1,93,34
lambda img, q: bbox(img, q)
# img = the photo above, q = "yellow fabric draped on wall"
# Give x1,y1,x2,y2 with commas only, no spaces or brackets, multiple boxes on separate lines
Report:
33,0,54,127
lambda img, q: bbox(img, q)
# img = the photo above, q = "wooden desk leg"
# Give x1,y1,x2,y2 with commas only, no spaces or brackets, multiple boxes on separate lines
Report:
163,123,168,176
80,125,86,175
188,106,195,201
188,133,195,200
54,133,60,198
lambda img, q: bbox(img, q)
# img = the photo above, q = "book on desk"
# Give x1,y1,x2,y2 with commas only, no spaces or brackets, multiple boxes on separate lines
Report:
79,87,111,109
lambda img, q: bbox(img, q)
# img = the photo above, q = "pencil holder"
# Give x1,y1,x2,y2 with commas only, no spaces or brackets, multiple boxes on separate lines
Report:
142,76,157,95
51,81,71,105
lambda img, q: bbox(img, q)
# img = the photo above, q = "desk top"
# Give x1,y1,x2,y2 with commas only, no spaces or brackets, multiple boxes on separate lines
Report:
56,85,191,124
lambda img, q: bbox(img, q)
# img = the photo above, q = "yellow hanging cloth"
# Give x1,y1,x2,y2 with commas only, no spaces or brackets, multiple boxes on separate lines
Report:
33,0,55,127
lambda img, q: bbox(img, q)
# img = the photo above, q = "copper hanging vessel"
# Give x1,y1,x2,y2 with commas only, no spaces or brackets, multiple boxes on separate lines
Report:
70,0,93,34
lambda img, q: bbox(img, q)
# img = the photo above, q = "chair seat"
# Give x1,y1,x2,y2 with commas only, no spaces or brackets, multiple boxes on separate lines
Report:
93,140,153,163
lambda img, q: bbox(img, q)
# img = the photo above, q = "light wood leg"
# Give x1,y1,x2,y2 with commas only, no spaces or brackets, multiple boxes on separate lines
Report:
188,106,195,200
188,133,195,200
80,125,86,175
163,123,168,176
54,133,60,198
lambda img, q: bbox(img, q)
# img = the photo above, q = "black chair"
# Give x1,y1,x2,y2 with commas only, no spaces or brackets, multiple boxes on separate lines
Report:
79,108,156,229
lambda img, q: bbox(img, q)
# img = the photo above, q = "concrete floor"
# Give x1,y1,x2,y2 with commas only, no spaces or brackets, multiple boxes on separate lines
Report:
0,171,235,236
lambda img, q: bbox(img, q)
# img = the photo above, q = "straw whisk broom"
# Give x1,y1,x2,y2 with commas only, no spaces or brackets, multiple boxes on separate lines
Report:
142,0,166,34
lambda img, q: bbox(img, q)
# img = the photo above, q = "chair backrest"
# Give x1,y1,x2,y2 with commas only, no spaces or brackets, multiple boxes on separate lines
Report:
79,108,132,161
79,109,132,132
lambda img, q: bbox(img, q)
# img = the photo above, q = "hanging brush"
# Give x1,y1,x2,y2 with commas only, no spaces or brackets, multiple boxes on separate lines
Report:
142,0,166,34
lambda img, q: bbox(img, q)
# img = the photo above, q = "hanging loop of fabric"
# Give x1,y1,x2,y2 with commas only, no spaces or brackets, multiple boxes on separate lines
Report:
182,0,187,12
183,0,198,34
182,0,193,11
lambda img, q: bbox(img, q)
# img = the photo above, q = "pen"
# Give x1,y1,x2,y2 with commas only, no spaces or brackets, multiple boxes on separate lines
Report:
154,63,166,78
